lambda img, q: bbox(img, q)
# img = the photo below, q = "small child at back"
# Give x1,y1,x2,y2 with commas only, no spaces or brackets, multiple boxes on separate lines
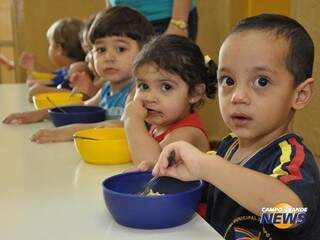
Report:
153,14,320,240
67,13,102,99
123,34,217,166
24,18,86,100
3,7,155,144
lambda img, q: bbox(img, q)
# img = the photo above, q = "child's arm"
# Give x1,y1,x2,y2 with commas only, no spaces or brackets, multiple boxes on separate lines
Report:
164,0,191,37
20,52,50,72
26,79,53,88
31,120,123,144
30,89,118,143
67,61,99,98
154,141,303,216
123,98,209,166
83,89,101,106
2,109,49,124
123,98,160,165
0,54,15,70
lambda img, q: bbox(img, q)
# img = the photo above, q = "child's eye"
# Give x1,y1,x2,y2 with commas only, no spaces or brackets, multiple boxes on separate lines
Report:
161,83,172,91
254,76,269,87
137,83,149,91
116,47,126,53
94,47,106,54
220,76,235,87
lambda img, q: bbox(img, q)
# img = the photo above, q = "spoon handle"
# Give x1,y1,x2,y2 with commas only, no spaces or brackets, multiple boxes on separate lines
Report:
73,136,100,141
46,96,67,113
140,150,176,196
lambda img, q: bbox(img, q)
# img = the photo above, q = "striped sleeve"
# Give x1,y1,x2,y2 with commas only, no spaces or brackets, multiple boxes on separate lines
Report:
270,137,304,183
270,136,320,233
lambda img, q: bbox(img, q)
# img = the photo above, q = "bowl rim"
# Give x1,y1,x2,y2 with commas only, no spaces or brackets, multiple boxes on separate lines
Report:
102,171,204,198
48,106,106,115
73,127,126,142
33,91,83,98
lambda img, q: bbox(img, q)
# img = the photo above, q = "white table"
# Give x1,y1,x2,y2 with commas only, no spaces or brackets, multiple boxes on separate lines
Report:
0,84,224,240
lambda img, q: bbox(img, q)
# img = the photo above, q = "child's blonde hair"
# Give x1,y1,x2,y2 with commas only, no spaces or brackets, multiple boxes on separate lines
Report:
47,18,86,61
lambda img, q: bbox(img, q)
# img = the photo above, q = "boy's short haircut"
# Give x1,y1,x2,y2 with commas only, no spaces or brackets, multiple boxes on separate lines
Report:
229,14,314,85
47,18,86,61
89,6,155,48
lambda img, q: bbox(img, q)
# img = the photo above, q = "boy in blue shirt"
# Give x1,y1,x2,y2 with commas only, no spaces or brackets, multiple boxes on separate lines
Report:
3,7,154,143
154,14,319,240
23,18,86,100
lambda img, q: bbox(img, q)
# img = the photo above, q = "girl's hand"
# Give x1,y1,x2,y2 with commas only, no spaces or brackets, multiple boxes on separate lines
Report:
123,98,147,121
30,128,72,144
2,111,46,124
153,141,207,181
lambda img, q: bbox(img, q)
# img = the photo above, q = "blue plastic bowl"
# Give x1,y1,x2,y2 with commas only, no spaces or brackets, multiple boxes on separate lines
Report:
48,106,106,127
102,171,203,229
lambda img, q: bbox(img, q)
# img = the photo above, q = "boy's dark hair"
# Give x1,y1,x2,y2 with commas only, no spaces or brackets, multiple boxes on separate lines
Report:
133,34,217,109
47,18,86,61
230,14,314,85
89,6,155,48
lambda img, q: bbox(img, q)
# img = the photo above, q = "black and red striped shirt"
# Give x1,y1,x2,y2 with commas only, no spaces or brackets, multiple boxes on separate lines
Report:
206,133,320,240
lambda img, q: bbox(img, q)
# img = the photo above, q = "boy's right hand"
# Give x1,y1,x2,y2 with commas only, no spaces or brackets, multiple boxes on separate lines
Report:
2,110,46,124
20,52,36,71
153,141,207,181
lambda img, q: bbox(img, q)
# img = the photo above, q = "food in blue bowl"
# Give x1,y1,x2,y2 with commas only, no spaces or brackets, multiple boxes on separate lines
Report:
48,106,106,127
102,171,203,229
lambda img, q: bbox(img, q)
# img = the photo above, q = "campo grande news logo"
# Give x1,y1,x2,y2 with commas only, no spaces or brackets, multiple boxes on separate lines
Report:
260,203,307,229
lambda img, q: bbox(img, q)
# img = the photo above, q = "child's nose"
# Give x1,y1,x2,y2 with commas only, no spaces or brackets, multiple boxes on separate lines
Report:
231,85,250,104
103,51,115,61
143,91,157,103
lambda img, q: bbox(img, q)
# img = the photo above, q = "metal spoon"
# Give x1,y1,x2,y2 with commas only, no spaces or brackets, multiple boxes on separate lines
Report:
73,135,101,141
68,87,78,99
46,96,67,113
140,151,176,196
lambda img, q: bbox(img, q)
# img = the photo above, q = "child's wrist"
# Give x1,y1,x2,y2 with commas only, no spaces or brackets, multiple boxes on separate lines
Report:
199,153,217,181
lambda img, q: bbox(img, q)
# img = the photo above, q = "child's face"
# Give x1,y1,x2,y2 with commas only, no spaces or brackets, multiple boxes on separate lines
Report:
92,36,139,84
47,38,63,66
218,30,297,141
134,63,194,128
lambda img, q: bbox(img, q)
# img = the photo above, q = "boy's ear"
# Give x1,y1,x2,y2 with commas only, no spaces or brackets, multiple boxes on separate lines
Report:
292,78,315,110
189,83,205,104
56,44,64,56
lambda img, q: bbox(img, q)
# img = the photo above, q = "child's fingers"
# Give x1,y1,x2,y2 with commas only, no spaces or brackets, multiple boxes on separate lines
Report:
30,131,41,142
30,130,50,144
2,113,22,124
137,161,153,171
153,145,177,176
2,114,14,124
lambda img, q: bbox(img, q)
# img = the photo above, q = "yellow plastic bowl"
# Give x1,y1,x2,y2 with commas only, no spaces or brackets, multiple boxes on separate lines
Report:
31,71,56,80
32,92,83,110
73,128,131,165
